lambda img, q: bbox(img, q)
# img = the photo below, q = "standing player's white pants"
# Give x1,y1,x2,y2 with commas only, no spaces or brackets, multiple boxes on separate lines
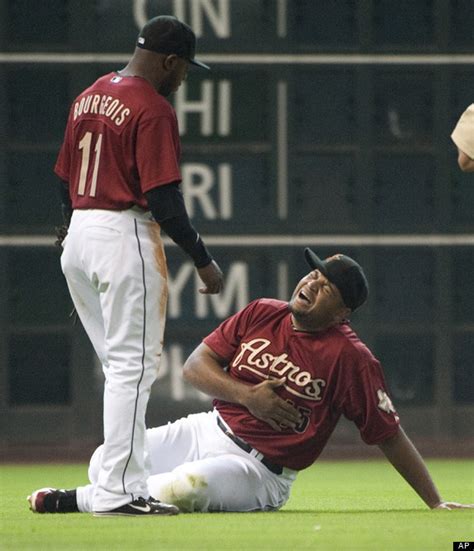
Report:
61,208,167,512
76,411,297,513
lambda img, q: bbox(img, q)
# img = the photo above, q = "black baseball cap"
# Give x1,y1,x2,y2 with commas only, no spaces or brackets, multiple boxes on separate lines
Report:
304,248,369,311
137,15,210,70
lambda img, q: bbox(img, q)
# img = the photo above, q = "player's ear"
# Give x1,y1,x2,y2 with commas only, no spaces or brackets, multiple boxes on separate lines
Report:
163,54,180,71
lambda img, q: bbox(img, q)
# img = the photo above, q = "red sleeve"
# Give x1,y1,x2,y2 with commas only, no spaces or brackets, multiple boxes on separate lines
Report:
136,114,181,192
203,300,262,362
342,356,400,444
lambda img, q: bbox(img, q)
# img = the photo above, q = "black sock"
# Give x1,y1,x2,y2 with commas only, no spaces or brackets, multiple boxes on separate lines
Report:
44,489,79,513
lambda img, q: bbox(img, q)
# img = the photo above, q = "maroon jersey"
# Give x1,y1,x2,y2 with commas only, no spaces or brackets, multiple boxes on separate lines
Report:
54,73,181,210
204,299,400,470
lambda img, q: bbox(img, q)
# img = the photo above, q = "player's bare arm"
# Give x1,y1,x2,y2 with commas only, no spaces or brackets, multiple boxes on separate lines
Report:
183,343,301,430
378,427,474,510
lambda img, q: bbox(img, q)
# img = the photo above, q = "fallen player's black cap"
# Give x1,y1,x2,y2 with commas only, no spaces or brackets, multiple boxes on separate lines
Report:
304,248,369,311
137,15,210,70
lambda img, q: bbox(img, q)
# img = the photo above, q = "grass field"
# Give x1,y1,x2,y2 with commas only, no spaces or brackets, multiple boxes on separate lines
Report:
1,459,473,550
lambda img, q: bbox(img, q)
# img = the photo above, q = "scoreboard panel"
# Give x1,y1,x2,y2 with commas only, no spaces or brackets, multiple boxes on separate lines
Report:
1,0,473,444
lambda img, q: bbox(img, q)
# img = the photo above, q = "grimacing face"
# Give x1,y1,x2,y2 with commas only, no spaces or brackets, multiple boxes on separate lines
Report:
288,269,349,331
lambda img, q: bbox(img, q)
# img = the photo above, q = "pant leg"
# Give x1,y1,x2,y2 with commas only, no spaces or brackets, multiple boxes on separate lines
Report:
147,454,291,512
60,230,107,366
62,209,167,512
146,411,296,512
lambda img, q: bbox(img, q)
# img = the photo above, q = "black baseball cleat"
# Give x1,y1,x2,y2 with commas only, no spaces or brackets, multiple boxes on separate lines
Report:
27,487,79,513
93,496,179,517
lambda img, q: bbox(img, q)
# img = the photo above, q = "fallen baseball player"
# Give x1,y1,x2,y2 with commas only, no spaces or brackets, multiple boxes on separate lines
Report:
28,249,474,515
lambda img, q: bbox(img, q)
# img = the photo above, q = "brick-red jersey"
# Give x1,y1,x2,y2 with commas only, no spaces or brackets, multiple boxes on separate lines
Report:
54,72,181,210
204,299,400,470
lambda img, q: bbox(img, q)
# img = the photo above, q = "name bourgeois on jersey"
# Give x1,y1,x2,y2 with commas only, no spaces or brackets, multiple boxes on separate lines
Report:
73,92,131,127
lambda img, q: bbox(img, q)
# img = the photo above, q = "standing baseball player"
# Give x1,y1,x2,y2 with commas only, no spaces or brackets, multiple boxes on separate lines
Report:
52,16,223,516
28,249,472,513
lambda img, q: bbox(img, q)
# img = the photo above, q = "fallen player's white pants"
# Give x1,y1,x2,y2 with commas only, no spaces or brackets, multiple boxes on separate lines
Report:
77,411,297,512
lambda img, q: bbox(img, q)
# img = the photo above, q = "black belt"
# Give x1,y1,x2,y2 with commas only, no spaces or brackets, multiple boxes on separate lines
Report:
216,416,283,475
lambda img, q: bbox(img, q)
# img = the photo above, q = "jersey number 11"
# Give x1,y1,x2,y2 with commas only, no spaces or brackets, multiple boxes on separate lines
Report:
77,131,103,197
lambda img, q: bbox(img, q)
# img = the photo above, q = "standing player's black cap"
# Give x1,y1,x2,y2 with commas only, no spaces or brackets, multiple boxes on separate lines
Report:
137,15,210,70
304,248,369,311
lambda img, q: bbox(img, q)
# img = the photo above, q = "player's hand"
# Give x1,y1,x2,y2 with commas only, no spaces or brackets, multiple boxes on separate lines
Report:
197,260,224,294
433,501,474,510
242,378,302,432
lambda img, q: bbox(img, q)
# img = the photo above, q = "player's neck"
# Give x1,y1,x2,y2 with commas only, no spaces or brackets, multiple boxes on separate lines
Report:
290,314,336,333
117,57,158,89
117,63,147,80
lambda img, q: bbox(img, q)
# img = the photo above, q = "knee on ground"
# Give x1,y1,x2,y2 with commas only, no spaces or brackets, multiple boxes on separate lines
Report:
149,470,210,513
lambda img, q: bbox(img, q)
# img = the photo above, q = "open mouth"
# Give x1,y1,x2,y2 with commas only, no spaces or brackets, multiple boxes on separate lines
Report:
298,290,311,304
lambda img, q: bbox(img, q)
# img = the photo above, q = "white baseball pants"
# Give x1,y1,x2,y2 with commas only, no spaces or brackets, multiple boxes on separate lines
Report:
61,208,167,512
76,411,297,512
